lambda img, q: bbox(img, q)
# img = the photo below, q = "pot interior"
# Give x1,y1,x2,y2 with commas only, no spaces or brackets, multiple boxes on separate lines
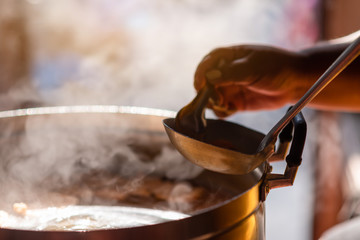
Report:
0,106,264,231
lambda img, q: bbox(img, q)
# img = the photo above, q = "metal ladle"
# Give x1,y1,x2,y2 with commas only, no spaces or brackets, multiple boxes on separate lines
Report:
163,36,360,175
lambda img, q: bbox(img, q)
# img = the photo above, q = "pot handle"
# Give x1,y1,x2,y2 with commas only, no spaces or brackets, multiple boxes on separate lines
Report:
269,110,307,164
285,112,307,168
261,110,307,201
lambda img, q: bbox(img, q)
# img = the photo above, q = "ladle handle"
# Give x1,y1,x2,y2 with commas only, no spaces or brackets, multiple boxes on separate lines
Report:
260,35,360,150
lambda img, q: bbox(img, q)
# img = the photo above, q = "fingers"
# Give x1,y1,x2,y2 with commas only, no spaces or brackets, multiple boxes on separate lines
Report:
210,85,290,117
194,48,233,90
193,46,255,117
215,57,253,86
207,85,246,117
194,46,254,90
192,45,299,116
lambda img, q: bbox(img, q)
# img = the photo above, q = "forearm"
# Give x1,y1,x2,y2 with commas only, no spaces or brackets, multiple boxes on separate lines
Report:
293,41,360,112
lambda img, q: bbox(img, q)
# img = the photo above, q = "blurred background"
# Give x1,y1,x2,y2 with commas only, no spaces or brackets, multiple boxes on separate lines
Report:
0,0,359,239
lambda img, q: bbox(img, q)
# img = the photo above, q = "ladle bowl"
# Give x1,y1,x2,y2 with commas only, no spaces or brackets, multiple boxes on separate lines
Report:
163,118,270,175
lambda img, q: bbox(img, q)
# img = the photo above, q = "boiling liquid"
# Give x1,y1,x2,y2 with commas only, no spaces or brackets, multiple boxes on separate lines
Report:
0,205,189,231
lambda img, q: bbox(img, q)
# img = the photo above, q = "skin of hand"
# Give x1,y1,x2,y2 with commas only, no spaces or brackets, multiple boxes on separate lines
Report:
194,37,360,117
194,45,305,117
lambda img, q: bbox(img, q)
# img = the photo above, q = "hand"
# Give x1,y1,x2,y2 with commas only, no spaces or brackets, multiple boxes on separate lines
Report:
194,45,305,117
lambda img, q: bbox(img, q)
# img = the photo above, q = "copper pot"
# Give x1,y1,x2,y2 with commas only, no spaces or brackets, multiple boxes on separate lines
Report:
0,106,304,239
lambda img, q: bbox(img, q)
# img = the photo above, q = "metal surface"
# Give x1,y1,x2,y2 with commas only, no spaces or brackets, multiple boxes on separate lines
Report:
164,35,360,175
163,118,272,175
0,106,267,240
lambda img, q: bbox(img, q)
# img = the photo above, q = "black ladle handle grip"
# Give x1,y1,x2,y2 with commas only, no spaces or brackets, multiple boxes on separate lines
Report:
278,118,294,143
259,35,360,151
285,111,307,168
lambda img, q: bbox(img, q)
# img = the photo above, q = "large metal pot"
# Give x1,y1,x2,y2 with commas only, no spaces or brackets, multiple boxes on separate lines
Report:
0,106,303,240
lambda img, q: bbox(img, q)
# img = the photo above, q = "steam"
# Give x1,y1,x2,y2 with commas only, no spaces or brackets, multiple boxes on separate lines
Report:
23,0,319,111
0,112,203,211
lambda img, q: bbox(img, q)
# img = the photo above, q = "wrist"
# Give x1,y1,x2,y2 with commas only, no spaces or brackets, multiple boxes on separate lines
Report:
283,52,311,104
288,47,341,104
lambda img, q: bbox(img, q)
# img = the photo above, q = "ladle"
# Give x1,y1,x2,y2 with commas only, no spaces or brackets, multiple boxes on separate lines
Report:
163,36,360,175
